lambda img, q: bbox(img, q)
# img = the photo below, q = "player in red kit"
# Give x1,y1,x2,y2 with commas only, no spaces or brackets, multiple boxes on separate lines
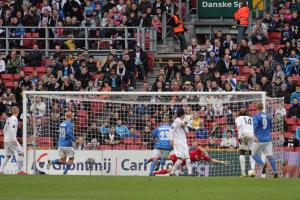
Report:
154,146,228,175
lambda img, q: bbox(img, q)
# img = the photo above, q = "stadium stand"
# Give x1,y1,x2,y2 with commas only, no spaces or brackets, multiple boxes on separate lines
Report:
0,0,300,152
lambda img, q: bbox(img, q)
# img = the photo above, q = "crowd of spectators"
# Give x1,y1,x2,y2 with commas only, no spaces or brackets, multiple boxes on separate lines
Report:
1,0,300,150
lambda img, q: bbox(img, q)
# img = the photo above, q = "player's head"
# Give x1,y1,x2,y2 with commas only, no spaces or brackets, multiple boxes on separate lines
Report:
162,114,170,124
65,111,73,120
11,106,19,116
239,108,247,116
176,107,185,118
256,102,264,111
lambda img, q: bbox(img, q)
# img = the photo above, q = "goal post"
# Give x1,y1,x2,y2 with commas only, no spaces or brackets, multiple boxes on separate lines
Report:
22,91,283,176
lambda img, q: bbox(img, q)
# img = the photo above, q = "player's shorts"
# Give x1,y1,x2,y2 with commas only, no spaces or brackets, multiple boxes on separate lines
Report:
152,149,170,159
58,147,75,158
173,140,190,159
239,136,255,151
252,142,273,156
4,141,24,156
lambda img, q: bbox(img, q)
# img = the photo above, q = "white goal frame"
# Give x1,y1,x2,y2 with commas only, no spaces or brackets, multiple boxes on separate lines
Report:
22,91,267,174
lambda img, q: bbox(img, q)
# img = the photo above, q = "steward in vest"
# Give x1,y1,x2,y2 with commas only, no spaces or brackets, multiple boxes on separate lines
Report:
170,8,187,51
234,1,250,43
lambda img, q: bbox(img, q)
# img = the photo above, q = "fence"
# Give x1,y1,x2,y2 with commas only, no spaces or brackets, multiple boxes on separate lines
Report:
0,26,157,56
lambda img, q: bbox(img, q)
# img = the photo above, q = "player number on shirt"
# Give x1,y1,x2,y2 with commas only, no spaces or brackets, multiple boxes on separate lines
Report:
243,117,252,125
59,128,66,139
160,131,169,140
262,117,268,129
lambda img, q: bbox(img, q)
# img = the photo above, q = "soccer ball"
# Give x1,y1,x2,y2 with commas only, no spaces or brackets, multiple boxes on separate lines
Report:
248,170,256,177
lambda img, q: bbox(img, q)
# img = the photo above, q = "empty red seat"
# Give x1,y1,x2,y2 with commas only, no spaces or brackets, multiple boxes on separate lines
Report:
0,129,3,136
283,147,295,152
288,125,298,132
216,118,227,125
1,74,13,80
237,60,244,66
22,66,35,74
36,137,53,149
269,32,282,39
112,145,125,150
76,109,88,128
197,139,210,146
135,138,142,145
284,104,292,110
91,102,103,115
35,66,46,73
13,74,20,80
4,81,13,88
100,145,112,150
286,118,297,125
284,132,295,138
295,147,300,152
123,137,134,145
240,67,251,75
127,144,140,150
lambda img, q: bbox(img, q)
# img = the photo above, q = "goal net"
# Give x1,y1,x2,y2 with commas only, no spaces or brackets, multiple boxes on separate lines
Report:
22,91,284,176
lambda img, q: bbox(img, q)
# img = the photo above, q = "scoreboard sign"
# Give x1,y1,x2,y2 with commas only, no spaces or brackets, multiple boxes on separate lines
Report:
197,0,252,18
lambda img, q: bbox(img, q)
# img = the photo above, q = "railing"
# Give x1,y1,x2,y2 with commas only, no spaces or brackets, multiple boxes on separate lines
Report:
0,26,157,56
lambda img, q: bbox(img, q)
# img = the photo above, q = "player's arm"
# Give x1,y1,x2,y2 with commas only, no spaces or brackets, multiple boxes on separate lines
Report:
210,158,228,165
252,116,259,142
8,119,19,145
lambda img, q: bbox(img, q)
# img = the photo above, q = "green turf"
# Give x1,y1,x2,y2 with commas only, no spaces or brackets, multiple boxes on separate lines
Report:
0,176,299,200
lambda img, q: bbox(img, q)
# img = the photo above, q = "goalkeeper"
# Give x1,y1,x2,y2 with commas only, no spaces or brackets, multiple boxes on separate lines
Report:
47,111,76,175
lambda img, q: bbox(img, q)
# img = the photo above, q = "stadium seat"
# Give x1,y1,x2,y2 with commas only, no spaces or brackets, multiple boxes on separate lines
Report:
286,118,297,125
255,44,263,50
112,145,125,150
239,67,251,75
0,135,3,148
272,132,281,139
127,144,140,150
288,125,298,132
292,76,300,84
1,74,13,80
99,145,112,150
0,129,3,136
36,137,53,149
4,80,14,88
237,60,244,66
76,110,88,128
135,138,142,145
198,111,205,117
35,66,46,73
284,104,292,110
23,32,33,48
283,147,295,152
22,66,35,74
147,52,155,72
13,73,20,81
295,147,300,152
91,102,103,115
123,137,134,145
284,132,295,138
140,145,148,150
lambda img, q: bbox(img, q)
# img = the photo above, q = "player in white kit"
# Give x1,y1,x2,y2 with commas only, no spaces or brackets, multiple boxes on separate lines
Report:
169,108,192,176
235,108,256,176
0,106,27,174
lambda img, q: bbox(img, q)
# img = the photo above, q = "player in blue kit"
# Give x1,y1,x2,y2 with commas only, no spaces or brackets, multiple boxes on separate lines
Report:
252,102,278,178
47,111,76,175
145,114,172,176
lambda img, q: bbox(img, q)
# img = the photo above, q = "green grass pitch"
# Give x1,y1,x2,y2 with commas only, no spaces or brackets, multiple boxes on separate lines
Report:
0,176,299,200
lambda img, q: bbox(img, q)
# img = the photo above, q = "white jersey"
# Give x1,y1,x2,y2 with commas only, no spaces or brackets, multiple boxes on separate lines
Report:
3,115,18,143
235,116,254,139
169,118,188,144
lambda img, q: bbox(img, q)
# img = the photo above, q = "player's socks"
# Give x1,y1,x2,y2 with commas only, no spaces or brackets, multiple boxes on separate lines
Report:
154,169,169,175
0,157,10,173
63,164,71,175
160,158,166,169
250,156,256,170
149,160,158,176
17,156,24,172
52,159,61,165
267,156,277,174
186,158,192,175
239,155,246,174
170,159,182,175
252,155,264,167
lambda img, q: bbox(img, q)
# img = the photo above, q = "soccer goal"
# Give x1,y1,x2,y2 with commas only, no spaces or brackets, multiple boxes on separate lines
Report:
22,91,284,176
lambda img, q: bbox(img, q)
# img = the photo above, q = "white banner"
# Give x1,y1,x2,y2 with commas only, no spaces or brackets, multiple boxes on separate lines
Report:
0,150,19,174
26,150,155,176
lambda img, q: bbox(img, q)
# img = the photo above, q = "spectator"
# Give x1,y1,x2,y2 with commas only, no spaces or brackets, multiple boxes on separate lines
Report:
9,16,24,48
26,44,42,67
243,45,259,67
6,50,21,74
284,136,299,147
132,44,147,81
210,122,221,138
275,103,287,117
290,85,300,103
75,137,87,150
29,97,46,117
104,126,121,145
115,119,131,138
220,130,237,149
288,98,300,118
251,18,268,44
0,56,5,73
140,125,153,149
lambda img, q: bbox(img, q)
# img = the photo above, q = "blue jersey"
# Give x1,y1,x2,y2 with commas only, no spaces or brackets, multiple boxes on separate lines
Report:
152,124,172,150
253,112,272,142
58,120,76,147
